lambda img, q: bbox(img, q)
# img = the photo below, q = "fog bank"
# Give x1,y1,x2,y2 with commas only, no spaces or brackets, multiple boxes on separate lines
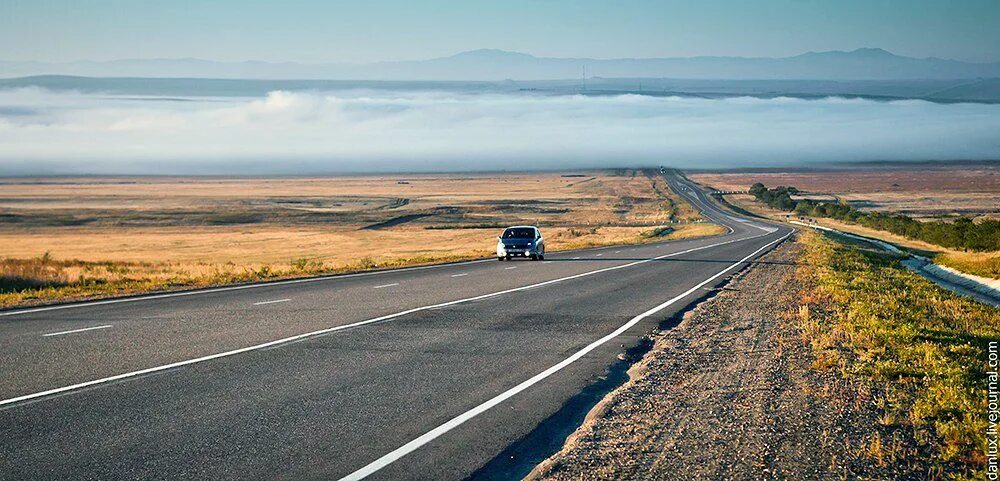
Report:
0,88,998,175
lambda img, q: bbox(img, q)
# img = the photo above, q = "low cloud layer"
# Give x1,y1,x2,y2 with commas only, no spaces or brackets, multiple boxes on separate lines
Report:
0,88,998,175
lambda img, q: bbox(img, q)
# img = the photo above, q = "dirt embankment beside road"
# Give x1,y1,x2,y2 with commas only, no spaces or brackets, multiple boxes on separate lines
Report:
528,238,929,480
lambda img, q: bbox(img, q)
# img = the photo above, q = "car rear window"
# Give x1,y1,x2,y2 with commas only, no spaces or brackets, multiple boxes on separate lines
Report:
502,228,535,239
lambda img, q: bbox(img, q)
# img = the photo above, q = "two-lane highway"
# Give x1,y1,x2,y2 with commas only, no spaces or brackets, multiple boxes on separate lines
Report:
0,173,792,480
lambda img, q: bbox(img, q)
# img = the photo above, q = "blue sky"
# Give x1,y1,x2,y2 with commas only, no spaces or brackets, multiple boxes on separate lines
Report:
2,0,998,63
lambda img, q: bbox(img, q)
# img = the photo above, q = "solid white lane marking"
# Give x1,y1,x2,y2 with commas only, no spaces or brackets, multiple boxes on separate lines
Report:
336,232,791,481
253,299,290,306
723,215,774,233
373,283,399,289
42,325,113,337
450,273,468,278
0,228,784,408
504,267,517,270
0,259,494,318
3,368,181,411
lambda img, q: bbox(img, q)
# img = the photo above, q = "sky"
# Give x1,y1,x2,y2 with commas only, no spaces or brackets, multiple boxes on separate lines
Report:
2,0,999,63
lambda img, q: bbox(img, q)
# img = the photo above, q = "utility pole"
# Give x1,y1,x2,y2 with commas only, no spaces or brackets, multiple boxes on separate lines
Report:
582,65,587,92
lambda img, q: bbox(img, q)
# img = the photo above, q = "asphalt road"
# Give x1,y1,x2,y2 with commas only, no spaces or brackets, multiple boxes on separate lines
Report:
0,173,792,481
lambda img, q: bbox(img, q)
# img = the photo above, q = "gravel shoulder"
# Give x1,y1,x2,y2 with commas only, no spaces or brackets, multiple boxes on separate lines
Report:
527,237,926,480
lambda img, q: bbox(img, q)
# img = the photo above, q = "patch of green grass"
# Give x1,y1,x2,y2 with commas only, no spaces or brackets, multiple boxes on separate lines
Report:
796,232,999,479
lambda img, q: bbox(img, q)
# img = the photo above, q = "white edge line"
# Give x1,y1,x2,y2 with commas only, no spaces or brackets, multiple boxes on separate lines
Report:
336,231,792,481
450,273,468,278
0,259,493,318
0,229,782,408
667,176,737,235
42,325,113,337
253,299,291,306
372,283,399,289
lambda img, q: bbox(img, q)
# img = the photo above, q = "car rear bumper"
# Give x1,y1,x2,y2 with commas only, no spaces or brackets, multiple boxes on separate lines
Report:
498,248,539,257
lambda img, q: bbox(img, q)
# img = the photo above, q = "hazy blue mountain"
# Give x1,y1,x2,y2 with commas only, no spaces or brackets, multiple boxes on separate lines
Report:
2,48,999,80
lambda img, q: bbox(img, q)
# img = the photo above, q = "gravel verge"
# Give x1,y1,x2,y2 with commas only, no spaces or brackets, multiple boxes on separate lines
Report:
527,237,928,480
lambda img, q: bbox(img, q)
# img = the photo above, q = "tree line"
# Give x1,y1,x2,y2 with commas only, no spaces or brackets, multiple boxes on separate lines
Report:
748,183,999,252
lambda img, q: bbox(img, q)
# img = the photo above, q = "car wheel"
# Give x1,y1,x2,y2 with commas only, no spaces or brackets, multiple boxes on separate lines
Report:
538,254,544,260
498,256,504,261
529,254,538,260
505,255,512,261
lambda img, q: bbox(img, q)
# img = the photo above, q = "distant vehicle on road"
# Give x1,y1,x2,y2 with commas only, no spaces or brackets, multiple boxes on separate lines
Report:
497,226,545,261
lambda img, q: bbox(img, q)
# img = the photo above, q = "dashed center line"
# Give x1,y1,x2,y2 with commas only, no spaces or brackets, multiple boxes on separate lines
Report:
572,256,581,260
373,283,399,289
504,266,517,270
450,273,468,278
253,299,291,306
595,253,603,257
42,325,113,337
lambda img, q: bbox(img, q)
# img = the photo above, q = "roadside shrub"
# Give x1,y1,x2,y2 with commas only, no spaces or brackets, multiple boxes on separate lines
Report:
290,257,324,274
0,254,69,293
751,183,1000,252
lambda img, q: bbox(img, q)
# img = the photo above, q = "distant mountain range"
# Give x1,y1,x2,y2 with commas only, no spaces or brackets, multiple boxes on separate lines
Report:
2,48,999,80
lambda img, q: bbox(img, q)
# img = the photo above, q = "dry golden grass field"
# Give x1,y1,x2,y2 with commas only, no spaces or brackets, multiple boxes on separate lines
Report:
690,165,1000,278
0,169,721,307
691,164,999,222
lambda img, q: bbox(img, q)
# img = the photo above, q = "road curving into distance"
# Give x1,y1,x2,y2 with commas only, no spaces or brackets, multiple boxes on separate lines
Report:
0,172,792,481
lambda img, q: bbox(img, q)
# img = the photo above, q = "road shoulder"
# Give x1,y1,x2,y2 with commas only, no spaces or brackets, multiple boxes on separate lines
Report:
527,236,926,480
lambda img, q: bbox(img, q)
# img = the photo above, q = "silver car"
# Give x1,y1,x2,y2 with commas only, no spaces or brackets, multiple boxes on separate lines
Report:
497,226,545,261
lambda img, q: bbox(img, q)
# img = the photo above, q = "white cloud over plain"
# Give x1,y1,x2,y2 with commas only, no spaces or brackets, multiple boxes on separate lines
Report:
0,88,998,174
